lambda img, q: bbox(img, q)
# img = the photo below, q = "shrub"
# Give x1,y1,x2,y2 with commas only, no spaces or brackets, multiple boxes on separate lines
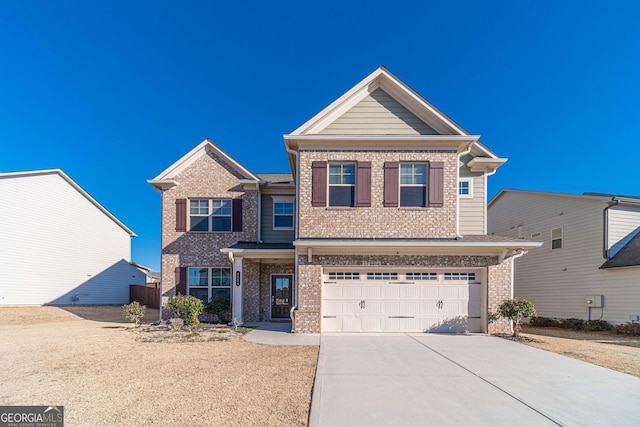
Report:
613,322,640,336
584,320,613,332
122,301,146,325
167,295,204,326
204,296,232,323
529,316,559,327
498,298,536,337
558,318,585,330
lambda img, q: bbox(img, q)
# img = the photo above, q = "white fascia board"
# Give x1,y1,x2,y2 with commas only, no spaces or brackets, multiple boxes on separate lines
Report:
151,138,261,182
0,169,137,237
467,157,508,173
284,135,479,152
147,179,177,191
219,248,295,259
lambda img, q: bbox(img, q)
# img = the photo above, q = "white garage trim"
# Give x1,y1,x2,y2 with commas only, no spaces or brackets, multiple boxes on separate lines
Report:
321,268,486,333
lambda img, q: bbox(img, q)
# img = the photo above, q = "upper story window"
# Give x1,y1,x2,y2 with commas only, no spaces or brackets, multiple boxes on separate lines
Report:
400,163,427,207
189,199,232,232
328,163,356,207
459,179,473,198
551,227,563,249
273,197,294,230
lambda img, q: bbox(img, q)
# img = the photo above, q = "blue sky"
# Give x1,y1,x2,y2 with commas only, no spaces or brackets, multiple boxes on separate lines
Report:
1,1,638,271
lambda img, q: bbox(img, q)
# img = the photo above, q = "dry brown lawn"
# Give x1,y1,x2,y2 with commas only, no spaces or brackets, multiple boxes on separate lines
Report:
520,325,640,377
0,306,318,427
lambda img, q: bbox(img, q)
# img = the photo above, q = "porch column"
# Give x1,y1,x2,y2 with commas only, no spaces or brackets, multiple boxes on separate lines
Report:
232,257,243,325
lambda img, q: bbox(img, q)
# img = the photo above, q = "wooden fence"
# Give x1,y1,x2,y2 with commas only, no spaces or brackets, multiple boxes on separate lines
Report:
130,284,160,309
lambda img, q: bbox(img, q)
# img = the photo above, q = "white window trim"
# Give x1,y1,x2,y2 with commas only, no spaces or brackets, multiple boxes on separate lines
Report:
551,227,563,250
271,196,295,230
188,198,232,233
399,162,428,208
328,162,356,207
458,178,474,199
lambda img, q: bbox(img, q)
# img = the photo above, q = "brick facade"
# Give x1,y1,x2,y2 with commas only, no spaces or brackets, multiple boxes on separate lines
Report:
298,150,458,239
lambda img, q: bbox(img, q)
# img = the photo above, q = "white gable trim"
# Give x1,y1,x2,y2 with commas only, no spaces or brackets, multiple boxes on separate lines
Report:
0,169,136,237
150,138,261,183
287,67,469,137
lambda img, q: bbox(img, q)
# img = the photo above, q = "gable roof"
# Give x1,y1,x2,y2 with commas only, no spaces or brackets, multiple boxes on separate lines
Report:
148,138,260,190
288,66,471,136
0,169,136,237
600,231,640,269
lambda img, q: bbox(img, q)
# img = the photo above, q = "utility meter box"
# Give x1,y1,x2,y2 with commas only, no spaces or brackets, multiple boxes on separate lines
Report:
585,295,603,308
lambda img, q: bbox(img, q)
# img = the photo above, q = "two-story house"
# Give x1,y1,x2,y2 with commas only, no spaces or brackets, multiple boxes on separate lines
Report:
149,67,540,334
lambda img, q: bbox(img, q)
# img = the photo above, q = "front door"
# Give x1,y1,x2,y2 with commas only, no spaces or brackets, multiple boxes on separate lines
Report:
271,275,292,319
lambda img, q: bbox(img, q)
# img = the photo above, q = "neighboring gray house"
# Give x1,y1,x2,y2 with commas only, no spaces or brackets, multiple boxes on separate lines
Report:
149,67,541,334
488,189,640,325
0,169,146,305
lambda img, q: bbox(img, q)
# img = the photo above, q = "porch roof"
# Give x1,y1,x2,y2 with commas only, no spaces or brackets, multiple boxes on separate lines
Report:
221,242,295,260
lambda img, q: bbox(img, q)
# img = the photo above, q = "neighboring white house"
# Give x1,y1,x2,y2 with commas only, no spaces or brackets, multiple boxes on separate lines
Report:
0,169,146,305
488,189,640,325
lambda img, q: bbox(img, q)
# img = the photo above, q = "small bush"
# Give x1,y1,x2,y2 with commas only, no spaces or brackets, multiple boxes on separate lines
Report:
204,296,232,323
584,320,613,332
122,301,146,325
529,316,559,327
167,295,204,326
613,322,640,336
498,298,536,337
558,318,585,330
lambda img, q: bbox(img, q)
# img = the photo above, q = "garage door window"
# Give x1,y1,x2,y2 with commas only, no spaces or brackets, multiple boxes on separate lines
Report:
406,272,437,280
444,272,476,281
328,272,360,280
367,272,398,280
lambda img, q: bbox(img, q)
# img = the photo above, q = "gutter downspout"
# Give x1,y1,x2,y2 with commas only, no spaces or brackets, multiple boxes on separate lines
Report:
603,198,620,259
456,142,474,238
285,144,300,332
509,249,526,334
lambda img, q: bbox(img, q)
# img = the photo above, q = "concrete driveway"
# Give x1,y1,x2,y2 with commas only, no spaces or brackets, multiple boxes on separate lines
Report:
310,334,640,427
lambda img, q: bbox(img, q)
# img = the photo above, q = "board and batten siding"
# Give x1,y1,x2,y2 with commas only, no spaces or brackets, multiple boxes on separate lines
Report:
320,88,439,135
260,193,295,243
608,204,640,257
0,172,145,305
458,156,485,235
488,191,640,325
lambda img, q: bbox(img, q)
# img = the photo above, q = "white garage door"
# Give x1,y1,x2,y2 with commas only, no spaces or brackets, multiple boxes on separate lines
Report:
322,270,482,333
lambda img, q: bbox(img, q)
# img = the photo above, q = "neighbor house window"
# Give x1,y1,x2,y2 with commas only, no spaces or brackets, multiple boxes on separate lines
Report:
273,197,294,229
188,267,231,303
551,227,563,249
189,199,232,232
458,179,473,198
400,163,427,207
328,163,356,207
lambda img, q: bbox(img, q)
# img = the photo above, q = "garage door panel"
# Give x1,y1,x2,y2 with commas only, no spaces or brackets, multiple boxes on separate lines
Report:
322,270,483,333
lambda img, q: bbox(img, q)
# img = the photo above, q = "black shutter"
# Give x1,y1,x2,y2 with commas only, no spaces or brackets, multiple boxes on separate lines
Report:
232,198,243,232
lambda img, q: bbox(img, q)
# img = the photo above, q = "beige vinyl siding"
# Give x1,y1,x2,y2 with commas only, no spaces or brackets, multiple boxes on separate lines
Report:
0,172,145,305
459,159,485,235
261,194,295,243
608,205,640,257
488,192,640,325
320,88,439,135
